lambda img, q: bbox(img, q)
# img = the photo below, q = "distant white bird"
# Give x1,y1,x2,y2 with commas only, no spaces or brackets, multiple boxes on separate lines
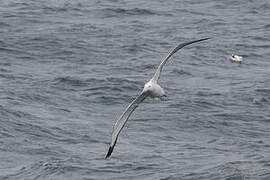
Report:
231,54,243,63
106,38,210,158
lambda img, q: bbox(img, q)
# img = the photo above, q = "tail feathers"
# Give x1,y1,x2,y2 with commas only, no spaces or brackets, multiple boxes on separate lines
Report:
105,145,114,159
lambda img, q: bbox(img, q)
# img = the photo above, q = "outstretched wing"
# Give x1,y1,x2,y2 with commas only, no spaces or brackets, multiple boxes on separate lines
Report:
106,91,148,158
151,38,210,83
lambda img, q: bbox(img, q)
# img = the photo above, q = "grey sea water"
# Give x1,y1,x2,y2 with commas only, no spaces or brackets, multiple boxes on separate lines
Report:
0,0,270,179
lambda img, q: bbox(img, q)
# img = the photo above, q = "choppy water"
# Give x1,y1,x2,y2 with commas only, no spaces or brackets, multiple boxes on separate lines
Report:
1,0,270,179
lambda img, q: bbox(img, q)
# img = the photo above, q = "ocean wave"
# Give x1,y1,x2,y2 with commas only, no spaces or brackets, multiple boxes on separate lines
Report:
101,7,156,17
1,0,270,179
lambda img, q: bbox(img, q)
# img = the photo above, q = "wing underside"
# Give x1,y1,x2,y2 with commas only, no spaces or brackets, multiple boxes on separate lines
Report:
106,91,148,158
151,38,210,82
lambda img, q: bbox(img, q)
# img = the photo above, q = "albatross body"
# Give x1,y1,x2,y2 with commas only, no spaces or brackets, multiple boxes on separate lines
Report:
106,38,210,158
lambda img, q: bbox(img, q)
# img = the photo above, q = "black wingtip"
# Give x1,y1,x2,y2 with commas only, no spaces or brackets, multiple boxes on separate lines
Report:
195,37,211,42
204,37,211,40
203,37,211,40
181,37,211,49
105,146,114,159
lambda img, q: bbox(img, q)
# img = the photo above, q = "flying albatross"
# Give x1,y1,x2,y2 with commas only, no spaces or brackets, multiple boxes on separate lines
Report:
106,38,210,158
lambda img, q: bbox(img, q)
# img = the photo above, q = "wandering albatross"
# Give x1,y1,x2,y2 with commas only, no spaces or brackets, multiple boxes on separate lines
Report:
106,38,210,158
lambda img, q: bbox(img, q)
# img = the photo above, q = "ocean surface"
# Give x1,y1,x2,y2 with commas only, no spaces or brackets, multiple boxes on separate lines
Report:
1,0,270,179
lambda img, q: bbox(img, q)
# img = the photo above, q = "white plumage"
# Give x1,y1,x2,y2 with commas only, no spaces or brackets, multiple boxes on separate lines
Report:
106,38,210,158
231,54,243,63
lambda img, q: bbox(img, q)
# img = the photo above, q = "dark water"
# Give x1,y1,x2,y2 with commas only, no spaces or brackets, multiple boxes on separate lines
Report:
1,0,270,179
